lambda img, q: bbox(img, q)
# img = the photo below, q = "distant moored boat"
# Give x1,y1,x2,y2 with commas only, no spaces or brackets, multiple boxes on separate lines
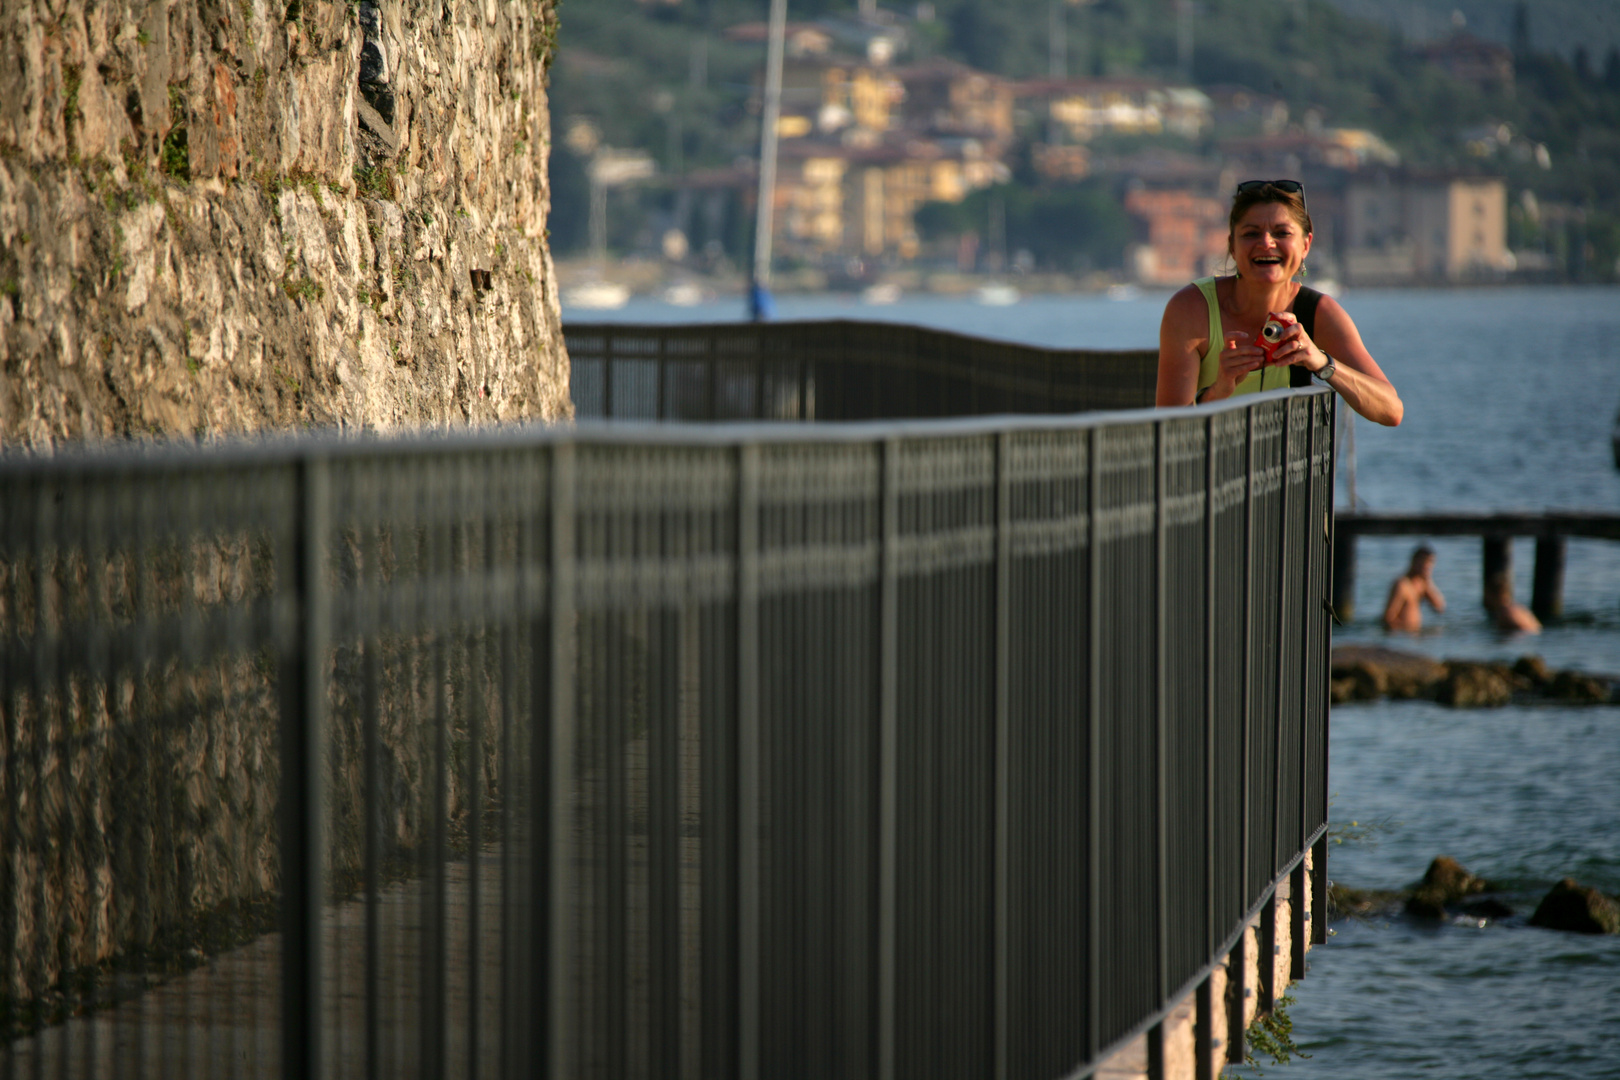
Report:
976,282,1020,306
662,281,706,306
565,280,631,310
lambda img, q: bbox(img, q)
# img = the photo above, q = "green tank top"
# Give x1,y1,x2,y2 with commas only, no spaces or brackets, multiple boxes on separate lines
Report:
1195,277,1299,397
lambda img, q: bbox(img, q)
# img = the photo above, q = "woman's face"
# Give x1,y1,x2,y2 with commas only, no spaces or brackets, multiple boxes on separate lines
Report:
1230,201,1313,284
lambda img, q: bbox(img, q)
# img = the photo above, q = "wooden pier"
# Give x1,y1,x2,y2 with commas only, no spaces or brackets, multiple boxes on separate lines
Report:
1332,511,1620,621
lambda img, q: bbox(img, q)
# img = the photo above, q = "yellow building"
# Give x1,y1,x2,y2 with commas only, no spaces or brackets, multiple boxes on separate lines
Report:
778,141,1008,259
1019,78,1212,142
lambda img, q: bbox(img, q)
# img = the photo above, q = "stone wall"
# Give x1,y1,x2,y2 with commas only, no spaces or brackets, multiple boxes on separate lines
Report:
0,0,569,446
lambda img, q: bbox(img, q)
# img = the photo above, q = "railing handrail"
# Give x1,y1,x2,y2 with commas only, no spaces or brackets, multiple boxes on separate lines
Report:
0,386,1326,474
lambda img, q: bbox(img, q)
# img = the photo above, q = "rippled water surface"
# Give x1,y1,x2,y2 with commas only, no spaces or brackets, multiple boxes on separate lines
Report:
568,285,1620,1078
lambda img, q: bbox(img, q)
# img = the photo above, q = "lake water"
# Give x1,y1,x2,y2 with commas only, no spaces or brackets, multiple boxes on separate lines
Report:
565,285,1620,1078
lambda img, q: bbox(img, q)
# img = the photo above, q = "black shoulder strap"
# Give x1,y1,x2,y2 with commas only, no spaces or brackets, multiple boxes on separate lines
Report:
1289,285,1324,388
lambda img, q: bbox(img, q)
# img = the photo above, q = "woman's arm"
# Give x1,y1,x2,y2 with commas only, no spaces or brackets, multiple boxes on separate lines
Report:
1156,285,1207,407
1287,296,1404,427
1156,284,1267,407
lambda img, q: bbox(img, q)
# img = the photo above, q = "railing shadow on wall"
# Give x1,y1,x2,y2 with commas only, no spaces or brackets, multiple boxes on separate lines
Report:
1,324,1335,1080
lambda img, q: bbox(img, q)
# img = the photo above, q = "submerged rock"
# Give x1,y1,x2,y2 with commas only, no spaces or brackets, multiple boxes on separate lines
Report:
1330,645,1447,702
1328,882,1403,920
1512,654,1552,687
1404,892,1449,920
1459,897,1515,920
1329,647,1617,708
1438,662,1515,708
1404,855,1490,918
1528,879,1620,935
1418,856,1490,900
1547,670,1612,704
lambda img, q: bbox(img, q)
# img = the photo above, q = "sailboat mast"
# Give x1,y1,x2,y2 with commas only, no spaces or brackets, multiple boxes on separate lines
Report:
752,0,788,291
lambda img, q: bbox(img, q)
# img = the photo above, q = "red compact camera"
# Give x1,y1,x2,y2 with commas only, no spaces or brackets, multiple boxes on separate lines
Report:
1259,313,1290,365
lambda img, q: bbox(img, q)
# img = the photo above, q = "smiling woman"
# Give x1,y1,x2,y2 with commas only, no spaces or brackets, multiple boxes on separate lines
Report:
1155,180,1405,427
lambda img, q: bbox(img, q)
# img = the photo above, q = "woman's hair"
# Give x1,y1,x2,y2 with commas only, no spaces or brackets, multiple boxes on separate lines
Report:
1227,183,1313,244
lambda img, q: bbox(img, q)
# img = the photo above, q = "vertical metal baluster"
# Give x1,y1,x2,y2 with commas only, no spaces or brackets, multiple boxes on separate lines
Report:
1259,894,1276,1014
1201,414,1220,1075
1225,929,1247,1067
50,478,79,1079
1240,407,1254,910
1085,426,1101,1063
658,335,668,421
1204,416,1218,973
283,455,329,1080
1,479,17,1080
128,473,151,1080
545,443,577,1080
735,443,761,1080
30,477,52,1080
79,476,109,1080
423,466,449,1080
1313,397,1335,947
362,523,381,1080
1195,974,1215,1080
1154,420,1169,1021
877,437,899,1080
1273,401,1293,881
466,482,488,1080
992,432,1011,1080
178,475,200,1080
1293,400,1318,979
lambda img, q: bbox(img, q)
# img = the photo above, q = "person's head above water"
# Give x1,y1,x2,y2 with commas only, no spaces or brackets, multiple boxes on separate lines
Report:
1227,180,1314,279
1410,544,1436,572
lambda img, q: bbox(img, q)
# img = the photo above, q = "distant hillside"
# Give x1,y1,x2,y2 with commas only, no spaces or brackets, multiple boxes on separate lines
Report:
546,0,1620,276
1320,0,1620,64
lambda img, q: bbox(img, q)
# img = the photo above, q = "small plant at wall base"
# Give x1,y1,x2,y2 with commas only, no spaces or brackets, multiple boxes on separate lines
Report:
354,164,392,198
1243,993,1310,1075
160,86,189,181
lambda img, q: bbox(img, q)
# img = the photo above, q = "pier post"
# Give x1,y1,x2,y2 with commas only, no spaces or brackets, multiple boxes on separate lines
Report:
1482,535,1512,600
1331,530,1355,622
1531,535,1566,621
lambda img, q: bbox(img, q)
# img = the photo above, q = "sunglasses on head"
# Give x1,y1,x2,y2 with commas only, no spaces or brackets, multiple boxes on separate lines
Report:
1236,179,1306,206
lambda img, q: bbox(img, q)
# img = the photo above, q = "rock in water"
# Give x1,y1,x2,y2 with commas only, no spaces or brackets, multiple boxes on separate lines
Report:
1404,892,1450,920
1547,670,1611,704
1405,855,1489,918
1329,645,1446,701
1460,897,1515,919
1512,654,1552,687
1419,855,1488,899
1528,879,1620,935
1438,662,1515,707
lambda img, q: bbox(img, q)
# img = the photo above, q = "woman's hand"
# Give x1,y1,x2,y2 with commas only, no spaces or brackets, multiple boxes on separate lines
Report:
1201,330,1266,401
1277,302,1405,426
1265,312,1330,374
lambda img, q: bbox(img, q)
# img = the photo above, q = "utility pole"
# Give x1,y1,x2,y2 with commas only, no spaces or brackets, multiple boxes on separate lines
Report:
1050,2,1067,79
750,0,788,319
1176,0,1193,83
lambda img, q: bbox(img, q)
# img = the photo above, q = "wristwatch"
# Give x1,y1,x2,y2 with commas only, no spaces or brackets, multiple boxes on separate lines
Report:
1315,353,1337,383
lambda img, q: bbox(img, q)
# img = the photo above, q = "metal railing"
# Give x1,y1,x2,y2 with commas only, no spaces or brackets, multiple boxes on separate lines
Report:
2,362,1333,1079
565,320,1160,420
